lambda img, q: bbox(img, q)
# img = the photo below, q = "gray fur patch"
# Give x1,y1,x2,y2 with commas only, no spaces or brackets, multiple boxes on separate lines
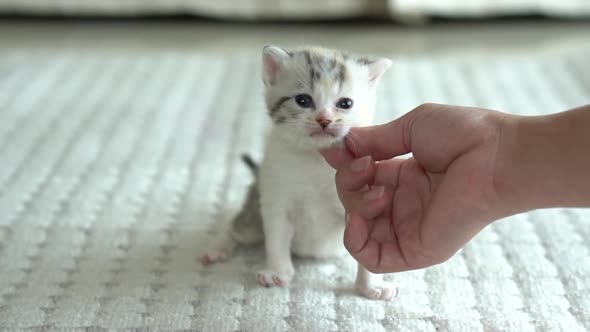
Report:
308,52,349,90
270,96,290,115
337,62,347,89
322,58,338,73
231,178,264,244
356,57,376,66
303,51,316,90
241,154,258,174
275,115,287,124
313,70,321,81
231,154,264,244
303,50,312,66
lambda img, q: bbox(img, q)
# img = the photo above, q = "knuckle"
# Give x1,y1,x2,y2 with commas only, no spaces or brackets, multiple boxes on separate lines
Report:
412,102,443,115
412,103,431,113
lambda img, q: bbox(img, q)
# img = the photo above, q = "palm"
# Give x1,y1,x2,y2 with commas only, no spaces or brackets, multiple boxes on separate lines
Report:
353,157,436,272
351,144,498,273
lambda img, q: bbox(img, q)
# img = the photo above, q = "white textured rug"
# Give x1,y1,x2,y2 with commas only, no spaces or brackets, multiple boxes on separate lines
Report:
0,46,589,332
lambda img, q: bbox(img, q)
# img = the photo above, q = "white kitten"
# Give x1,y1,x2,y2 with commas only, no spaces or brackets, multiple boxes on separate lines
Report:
201,45,396,301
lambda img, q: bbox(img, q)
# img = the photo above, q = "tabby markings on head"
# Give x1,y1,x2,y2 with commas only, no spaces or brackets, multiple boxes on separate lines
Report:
270,96,291,116
269,51,353,124
303,50,348,92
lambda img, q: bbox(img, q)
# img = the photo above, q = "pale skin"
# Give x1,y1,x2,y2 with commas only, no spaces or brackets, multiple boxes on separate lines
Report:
321,103,590,273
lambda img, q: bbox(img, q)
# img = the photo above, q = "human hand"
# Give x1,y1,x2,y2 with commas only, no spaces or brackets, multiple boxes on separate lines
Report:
321,103,509,273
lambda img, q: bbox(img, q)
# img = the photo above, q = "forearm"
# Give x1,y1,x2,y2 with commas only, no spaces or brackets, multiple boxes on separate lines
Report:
495,104,590,213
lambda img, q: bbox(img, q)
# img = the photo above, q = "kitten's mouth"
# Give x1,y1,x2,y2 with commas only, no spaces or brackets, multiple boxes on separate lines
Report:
309,129,339,138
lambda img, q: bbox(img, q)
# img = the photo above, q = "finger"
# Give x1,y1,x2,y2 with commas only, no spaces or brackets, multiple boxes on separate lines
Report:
341,186,391,220
334,156,376,194
343,213,380,269
344,110,416,161
373,158,405,188
338,158,403,216
319,145,354,169
336,157,404,220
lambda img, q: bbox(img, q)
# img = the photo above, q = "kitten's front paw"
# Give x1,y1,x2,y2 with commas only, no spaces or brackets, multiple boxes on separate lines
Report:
256,269,294,288
356,281,398,301
199,249,229,265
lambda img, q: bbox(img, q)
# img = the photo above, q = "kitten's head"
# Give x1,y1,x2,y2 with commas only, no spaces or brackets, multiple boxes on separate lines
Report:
262,45,391,149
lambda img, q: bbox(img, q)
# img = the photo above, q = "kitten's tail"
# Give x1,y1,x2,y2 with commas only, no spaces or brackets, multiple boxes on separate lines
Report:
241,154,258,175
227,153,264,245
230,179,264,245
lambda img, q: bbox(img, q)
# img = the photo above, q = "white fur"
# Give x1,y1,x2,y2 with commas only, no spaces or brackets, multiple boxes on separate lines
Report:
259,133,347,260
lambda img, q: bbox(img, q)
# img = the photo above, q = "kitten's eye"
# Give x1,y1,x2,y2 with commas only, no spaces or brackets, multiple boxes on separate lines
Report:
336,98,353,110
295,94,313,108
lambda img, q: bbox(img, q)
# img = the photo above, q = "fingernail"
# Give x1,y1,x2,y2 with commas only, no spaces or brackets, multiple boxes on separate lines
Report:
363,186,384,201
350,156,370,173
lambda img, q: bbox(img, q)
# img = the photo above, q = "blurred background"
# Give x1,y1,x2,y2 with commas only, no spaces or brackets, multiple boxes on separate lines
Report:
1,0,589,56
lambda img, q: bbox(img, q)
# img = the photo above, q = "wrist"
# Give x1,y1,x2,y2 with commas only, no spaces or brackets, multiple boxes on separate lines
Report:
494,105,590,214
493,114,547,214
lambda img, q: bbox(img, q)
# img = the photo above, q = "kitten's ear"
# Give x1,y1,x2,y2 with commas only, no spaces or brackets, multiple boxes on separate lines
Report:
262,45,290,85
365,57,392,88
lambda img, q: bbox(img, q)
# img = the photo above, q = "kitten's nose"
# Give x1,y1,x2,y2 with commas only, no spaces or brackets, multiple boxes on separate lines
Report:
316,117,332,129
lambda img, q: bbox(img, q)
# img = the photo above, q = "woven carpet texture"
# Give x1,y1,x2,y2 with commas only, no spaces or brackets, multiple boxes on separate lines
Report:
0,46,589,331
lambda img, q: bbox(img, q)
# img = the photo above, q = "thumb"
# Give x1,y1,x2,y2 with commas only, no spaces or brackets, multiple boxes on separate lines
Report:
319,146,354,169
345,111,414,161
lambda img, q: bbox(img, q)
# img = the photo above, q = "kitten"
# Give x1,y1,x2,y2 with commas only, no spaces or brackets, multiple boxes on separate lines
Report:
201,45,396,300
